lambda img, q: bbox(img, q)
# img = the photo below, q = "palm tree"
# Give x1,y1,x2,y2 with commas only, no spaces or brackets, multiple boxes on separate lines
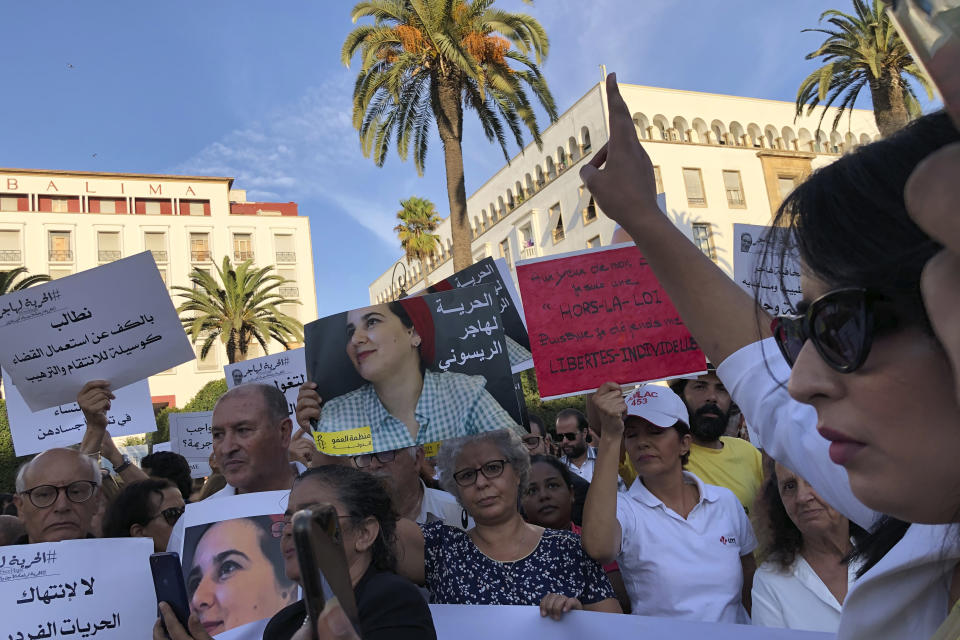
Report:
0,267,51,295
796,0,931,137
342,0,558,271
173,257,303,364
394,196,442,282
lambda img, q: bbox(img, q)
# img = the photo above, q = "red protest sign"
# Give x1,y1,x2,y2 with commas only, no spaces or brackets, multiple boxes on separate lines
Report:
516,244,706,399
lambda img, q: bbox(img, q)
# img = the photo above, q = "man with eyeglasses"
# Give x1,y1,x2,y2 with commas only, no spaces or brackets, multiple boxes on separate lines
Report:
12,448,102,544
555,408,597,482
522,414,554,456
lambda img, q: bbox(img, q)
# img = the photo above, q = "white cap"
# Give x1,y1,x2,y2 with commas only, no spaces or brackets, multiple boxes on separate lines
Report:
624,384,689,428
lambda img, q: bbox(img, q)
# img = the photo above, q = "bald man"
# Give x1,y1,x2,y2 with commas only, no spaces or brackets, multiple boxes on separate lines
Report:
13,448,102,544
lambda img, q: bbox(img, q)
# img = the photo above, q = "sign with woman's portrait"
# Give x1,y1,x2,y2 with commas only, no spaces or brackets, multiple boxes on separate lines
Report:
304,284,523,455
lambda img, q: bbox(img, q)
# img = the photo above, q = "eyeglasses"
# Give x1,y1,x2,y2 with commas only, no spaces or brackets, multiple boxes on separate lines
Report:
20,481,98,509
150,506,185,527
452,459,507,487
521,435,543,449
771,288,898,374
352,450,397,468
557,432,580,442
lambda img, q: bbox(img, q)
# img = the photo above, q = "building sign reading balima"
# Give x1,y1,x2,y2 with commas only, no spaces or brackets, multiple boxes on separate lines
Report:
3,175,213,197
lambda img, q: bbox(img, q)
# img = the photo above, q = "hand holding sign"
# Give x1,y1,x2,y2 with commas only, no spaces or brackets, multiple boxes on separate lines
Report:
590,382,627,439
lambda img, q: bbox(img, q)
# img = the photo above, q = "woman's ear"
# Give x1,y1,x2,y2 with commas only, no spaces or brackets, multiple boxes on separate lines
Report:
130,522,145,538
353,516,381,555
679,433,692,458
410,329,422,348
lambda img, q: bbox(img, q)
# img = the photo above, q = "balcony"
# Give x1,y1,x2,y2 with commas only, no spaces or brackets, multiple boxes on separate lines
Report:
726,190,745,207
520,245,539,260
191,250,210,262
98,250,121,262
150,250,168,263
279,286,299,298
0,249,21,262
687,197,706,207
234,250,255,262
276,251,296,263
49,250,73,262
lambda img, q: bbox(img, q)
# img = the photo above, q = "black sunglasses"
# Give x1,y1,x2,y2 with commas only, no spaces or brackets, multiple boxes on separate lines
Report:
557,432,580,442
151,506,185,526
770,288,898,373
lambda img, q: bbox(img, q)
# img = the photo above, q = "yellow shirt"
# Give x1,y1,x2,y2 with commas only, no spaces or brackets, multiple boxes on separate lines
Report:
686,436,763,513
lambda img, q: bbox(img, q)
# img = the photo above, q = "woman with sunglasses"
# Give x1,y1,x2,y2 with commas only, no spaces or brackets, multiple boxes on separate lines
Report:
102,478,185,552
580,73,960,638
394,429,621,619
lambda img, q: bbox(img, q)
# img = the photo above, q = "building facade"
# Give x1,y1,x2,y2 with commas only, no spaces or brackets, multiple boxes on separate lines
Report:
369,82,879,301
0,168,317,409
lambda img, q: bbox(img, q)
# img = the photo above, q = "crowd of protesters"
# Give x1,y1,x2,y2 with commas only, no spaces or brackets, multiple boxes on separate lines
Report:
4,67,960,640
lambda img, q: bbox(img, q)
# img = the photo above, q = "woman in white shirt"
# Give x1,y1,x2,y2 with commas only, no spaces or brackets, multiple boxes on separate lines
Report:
751,461,860,632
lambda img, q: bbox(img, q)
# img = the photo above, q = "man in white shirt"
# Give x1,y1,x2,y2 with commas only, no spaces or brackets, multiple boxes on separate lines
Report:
556,408,596,482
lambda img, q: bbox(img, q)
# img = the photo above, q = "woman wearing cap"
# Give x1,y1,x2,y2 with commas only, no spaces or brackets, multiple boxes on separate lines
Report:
297,300,521,454
581,383,757,623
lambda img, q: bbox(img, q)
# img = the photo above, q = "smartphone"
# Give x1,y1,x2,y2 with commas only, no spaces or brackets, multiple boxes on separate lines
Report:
293,505,359,636
150,552,191,630
886,0,960,125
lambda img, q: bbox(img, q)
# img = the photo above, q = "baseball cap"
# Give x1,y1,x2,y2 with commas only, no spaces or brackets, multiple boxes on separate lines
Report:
624,384,689,428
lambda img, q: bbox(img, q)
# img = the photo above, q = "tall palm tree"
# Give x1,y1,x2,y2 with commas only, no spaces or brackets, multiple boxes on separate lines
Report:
342,0,558,270
394,196,442,282
0,267,51,295
173,257,303,364
795,0,931,137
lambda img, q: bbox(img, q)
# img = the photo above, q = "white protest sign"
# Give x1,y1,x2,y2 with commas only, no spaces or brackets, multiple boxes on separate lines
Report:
0,251,195,411
169,411,213,478
3,538,156,640
429,605,832,639
152,441,172,453
3,371,157,456
733,223,803,316
175,491,292,640
224,348,305,419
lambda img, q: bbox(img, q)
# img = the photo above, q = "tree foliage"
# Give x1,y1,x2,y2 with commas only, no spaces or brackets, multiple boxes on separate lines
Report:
520,369,585,435
174,257,303,364
795,0,931,137
343,0,558,270
150,378,228,446
395,196,442,271
0,267,51,295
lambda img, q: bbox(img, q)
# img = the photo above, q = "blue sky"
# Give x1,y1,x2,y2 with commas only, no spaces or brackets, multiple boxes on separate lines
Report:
0,1,939,317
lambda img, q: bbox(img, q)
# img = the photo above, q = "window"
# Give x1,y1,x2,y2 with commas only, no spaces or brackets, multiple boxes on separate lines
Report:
653,166,663,193
99,199,116,214
499,238,512,268
579,186,597,223
275,234,296,262
587,235,601,249
196,342,219,371
0,230,20,262
722,170,745,207
51,197,69,213
233,233,254,261
777,176,799,200
144,200,161,215
144,232,168,262
279,302,299,321
190,233,210,262
157,268,168,286
48,231,72,262
188,201,205,216
278,268,298,298
97,231,121,262
692,223,716,261
549,204,564,243
682,168,706,207
91,197,125,214
49,268,73,280
0,194,24,211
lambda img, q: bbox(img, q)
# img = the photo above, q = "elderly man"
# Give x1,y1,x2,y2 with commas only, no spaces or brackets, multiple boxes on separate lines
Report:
13,448,102,544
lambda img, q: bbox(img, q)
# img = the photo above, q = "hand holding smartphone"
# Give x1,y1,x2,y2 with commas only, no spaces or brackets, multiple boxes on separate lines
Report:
150,552,191,631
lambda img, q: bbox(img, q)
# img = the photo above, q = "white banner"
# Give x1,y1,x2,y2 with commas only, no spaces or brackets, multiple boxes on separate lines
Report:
224,348,306,420
168,411,214,478
733,223,803,316
0,252,195,411
3,538,156,640
3,371,157,456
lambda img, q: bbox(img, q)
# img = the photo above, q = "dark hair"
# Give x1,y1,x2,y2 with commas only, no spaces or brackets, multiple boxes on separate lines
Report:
755,460,803,571
529,454,574,490
766,112,959,328
527,414,545,437
555,408,588,431
141,452,193,501
388,300,414,329
294,465,398,572
102,478,176,538
386,300,430,373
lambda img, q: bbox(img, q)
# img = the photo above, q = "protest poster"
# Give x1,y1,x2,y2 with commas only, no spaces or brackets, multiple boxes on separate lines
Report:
426,257,533,373
3,371,156,456
151,441,172,453
0,251,195,411
175,491,293,640
4,538,156,639
304,284,521,455
428,605,832,639
516,244,707,400
169,411,214,478
733,223,803,316
224,348,306,419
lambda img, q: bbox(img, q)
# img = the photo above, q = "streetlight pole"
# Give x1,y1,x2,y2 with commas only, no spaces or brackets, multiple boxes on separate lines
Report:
391,261,408,300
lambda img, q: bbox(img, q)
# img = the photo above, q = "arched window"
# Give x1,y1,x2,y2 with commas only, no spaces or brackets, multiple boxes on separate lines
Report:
580,127,591,153
781,127,797,151
652,115,669,140
672,116,689,142
729,122,745,147
691,118,709,144
535,166,545,189
797,128,813,152
747,123,762,148
556,146,567,171
506,189,515,211
568,136,580,162
546,157,557,180
710,120,728,145
764,125,779,149
633,113,650,140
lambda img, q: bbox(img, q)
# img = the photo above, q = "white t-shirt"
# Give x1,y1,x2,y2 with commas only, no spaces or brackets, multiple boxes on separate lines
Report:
719,339,960,640
562,448,597,483
417,480,473,529
615,470,757,623
752,555,858,632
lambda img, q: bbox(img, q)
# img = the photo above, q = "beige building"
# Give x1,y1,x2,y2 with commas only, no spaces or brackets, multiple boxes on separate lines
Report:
369,81,879,301
0,168,317,409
